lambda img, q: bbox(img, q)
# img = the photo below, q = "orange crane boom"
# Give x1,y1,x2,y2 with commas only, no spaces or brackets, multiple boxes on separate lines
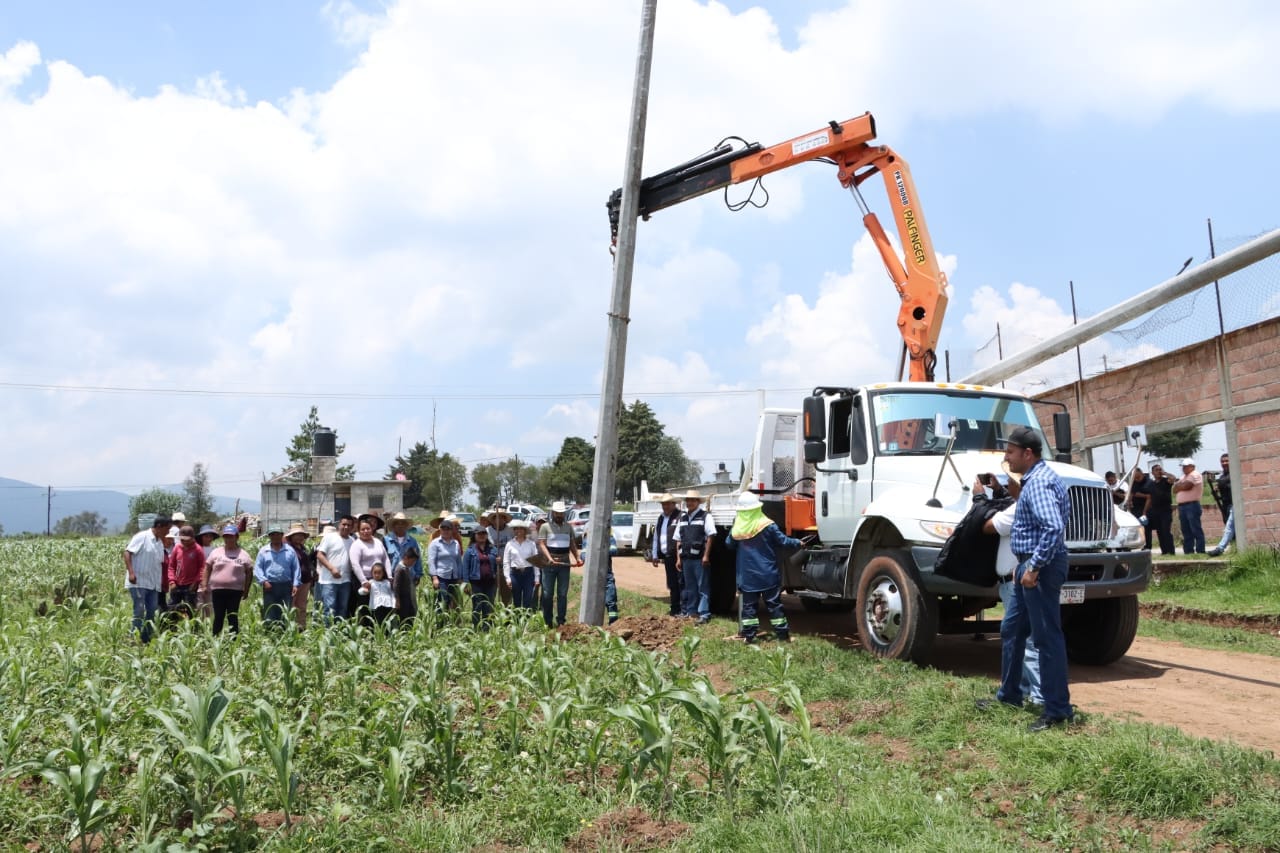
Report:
607,113,949,381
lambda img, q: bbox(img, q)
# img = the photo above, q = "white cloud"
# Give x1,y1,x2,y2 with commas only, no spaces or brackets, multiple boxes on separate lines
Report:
958,281,1168,393
0,41,39,93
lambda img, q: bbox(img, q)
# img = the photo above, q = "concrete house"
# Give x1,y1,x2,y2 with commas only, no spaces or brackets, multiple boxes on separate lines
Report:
259,428,408,533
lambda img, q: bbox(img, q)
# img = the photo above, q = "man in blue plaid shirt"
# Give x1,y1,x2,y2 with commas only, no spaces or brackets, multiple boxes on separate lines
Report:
995,425,1073,731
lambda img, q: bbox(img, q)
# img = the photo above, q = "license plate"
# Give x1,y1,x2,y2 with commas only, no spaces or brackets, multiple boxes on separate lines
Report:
1059,586,1085,605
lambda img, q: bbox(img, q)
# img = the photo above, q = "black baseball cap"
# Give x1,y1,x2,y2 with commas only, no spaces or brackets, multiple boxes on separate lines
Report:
1002,426,1043,455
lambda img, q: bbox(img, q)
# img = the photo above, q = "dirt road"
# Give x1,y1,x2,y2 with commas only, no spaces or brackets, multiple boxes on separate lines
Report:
607,556,1280,755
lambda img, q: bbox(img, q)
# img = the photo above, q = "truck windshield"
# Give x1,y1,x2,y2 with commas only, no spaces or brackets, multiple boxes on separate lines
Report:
869,391,1044,456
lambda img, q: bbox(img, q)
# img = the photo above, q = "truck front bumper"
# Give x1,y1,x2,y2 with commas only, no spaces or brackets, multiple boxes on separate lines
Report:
913,545,1151,600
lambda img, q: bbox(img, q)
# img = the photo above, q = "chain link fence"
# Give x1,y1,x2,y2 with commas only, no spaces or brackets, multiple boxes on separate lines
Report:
951,229,1280,392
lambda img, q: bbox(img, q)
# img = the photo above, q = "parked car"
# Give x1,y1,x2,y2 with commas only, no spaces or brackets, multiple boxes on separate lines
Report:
610,511,637,552
454,512,480,536
567,507,591,540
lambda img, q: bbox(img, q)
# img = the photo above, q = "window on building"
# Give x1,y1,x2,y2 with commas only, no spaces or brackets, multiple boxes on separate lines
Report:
285,488,302,502
367,493,384,509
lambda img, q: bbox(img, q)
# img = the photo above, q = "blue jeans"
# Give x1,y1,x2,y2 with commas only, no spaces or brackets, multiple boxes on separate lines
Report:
260,583,293,627
1178,502,1205,554
1214,508,1235,552
998,578,1042,704
541,563,571,627
317,581,351,625
999,552,1071,720
472,579,497,627
509,568,538,610
682,559,710,619
604,565,618,621
129,587,160,643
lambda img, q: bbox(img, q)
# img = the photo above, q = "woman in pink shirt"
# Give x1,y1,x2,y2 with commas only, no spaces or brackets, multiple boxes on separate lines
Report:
204,525,254,636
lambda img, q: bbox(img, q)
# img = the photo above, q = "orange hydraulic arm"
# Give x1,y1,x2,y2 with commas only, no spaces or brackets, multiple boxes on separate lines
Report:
607,113,949,381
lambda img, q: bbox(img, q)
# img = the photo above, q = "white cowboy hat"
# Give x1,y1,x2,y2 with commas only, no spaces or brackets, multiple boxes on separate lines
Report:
655,493,676,503
680,491,703,502
550,501,569,513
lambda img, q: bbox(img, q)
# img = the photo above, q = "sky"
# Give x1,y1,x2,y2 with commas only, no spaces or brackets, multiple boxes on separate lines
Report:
1,0,1277,507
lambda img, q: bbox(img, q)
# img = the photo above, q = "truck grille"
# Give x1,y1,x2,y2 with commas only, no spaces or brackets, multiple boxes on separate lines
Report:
1067,486,1112,544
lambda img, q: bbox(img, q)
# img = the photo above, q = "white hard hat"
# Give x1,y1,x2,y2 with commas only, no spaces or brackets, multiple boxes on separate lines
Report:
736,492,763,511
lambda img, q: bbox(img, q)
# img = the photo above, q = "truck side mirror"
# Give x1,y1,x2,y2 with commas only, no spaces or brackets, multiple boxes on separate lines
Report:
1053,412,1072,462
802,396,827,464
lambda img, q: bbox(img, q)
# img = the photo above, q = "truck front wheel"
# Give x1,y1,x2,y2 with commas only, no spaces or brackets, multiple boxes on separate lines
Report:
1062,596,1139,665
853,555,937,664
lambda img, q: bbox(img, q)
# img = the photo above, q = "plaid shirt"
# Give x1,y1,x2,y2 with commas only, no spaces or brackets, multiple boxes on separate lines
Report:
1010,459,1069,569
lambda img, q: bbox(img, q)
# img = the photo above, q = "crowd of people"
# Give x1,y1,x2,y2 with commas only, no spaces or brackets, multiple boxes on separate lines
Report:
1121,455,1234,556
120,502,620,642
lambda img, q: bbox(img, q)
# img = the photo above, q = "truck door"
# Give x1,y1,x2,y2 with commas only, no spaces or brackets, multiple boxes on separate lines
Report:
818,394,872,546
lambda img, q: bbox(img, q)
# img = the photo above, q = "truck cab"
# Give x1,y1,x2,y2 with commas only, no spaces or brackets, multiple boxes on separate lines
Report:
771,382,1149,664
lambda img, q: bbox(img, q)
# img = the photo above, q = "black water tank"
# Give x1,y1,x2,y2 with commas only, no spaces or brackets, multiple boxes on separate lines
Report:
312,427,337,458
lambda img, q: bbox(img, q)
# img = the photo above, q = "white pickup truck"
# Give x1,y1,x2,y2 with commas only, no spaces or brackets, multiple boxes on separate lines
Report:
642,382,1150,665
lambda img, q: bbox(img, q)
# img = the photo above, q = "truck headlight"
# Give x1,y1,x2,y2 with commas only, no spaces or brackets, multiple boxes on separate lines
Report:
1116,524,1144,550
919,521,955,541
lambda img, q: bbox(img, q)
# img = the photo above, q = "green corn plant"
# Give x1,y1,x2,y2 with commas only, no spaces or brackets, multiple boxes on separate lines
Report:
677,634,702,672
38,716,113,853
420,697,467,800
535,695,575,776
131,750,162,847
0,711,32,768
670,681,753,809
253,702,300,829
498,685,525,757
379,744,416,810
752,698,790,799
148,679,253,824
611,700,677,816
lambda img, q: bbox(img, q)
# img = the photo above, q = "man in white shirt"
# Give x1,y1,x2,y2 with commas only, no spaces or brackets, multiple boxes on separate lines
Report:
673,492,717,623
315,515,355,624
123,515,171,643
981,474,1042,707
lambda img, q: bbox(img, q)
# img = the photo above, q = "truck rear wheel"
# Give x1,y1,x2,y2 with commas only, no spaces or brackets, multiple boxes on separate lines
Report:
1062,596,1139,665
854,555,937,664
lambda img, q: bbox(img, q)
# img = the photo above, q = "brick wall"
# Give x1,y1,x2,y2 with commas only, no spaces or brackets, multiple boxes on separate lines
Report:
1033,316,1280,546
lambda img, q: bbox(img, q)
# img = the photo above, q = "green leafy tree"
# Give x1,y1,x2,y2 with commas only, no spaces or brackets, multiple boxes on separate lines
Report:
651,436,701,491
127,488,183,533
613,401,702,500
1146,426,1203,461
278,406,355,481
389,442,468,510
471,455,544,508
53,511,107,536
542,437,595,503
182,462,217,524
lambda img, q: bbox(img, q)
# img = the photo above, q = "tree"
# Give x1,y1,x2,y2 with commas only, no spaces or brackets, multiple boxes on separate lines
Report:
615,401,667,500
541,438,596,503
389,442,469,510
54,511,107,536
182,462,217,524
127,488,184,532
1146,426,1203,461
651,436,701,491
277,406,355,482
471,455,544,508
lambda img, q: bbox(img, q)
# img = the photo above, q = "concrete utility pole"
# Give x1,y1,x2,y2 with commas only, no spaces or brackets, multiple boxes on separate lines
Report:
581,0,658,625
962,228,1280,386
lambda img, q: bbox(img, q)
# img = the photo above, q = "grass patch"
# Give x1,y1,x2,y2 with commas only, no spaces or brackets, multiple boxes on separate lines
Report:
1,537,1278,851
1146,547,1280,615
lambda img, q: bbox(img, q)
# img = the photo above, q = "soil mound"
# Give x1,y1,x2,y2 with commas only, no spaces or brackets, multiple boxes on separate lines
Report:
565,807,691,852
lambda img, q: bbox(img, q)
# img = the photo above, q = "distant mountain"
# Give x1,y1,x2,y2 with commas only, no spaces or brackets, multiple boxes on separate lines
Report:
0,477,260,535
